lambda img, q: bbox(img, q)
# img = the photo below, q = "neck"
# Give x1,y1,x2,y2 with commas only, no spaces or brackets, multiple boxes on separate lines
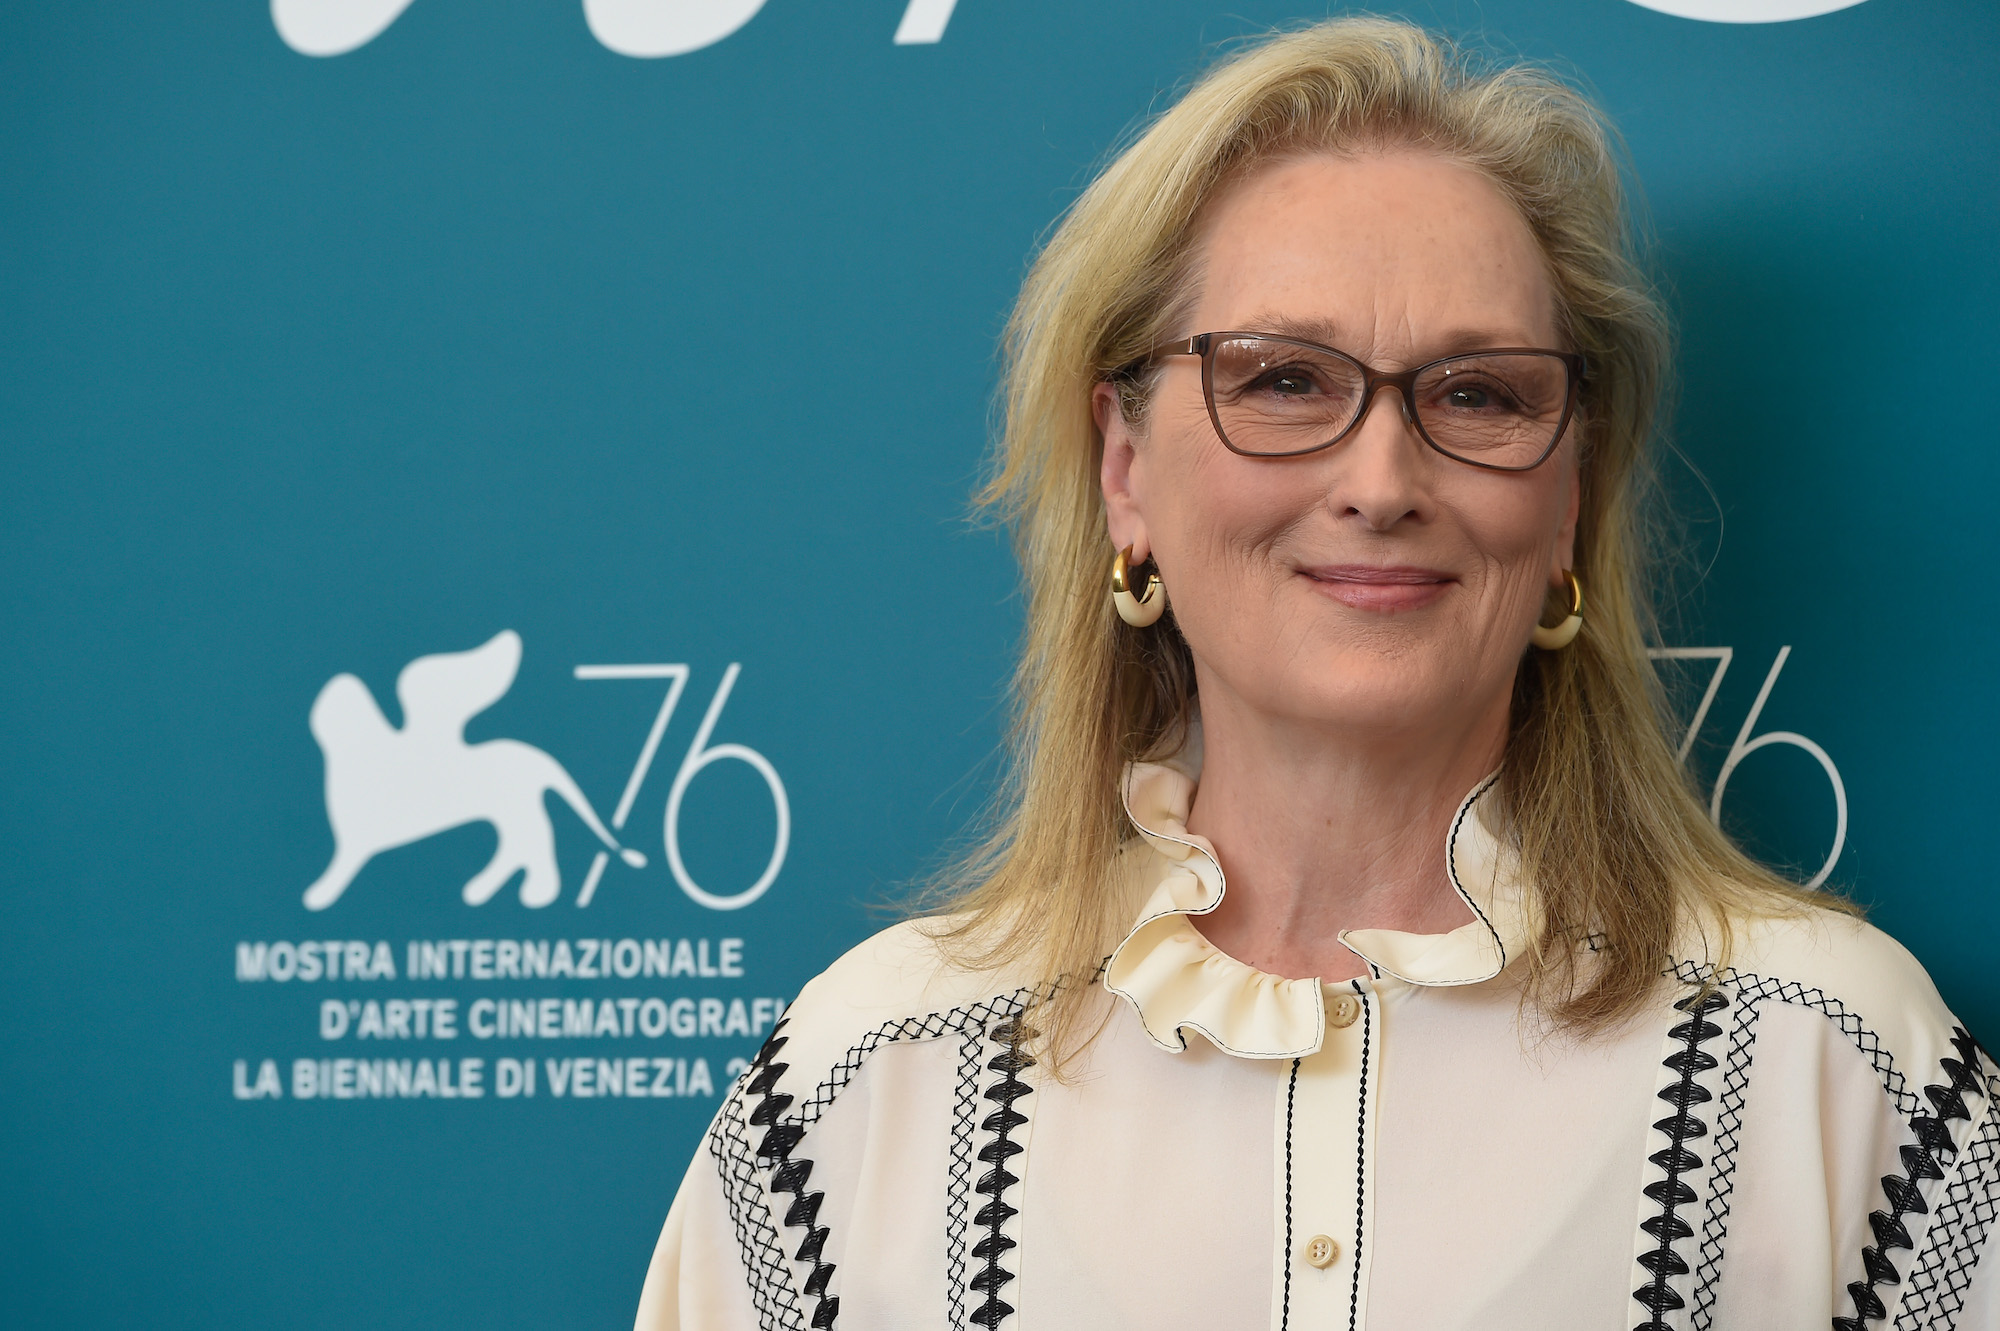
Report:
1183,676,1510,984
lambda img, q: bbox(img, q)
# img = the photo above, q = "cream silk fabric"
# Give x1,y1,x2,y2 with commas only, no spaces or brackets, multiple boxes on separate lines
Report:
636,763,2000,1331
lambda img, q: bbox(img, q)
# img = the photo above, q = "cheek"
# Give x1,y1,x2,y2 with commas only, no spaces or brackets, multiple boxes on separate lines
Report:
1152,449,1307,586
1136,400,1293,556
1448,469,1571,601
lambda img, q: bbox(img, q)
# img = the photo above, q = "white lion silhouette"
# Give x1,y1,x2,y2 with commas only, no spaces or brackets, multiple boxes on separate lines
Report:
302,630,644,910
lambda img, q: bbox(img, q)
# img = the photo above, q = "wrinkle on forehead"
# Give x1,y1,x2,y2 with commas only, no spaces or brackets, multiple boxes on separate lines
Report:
1224,313,1561,366
1180,149,1564,362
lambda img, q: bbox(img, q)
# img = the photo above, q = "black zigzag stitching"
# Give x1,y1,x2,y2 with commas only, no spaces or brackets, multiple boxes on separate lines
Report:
1668,961,1919,1121
1632,988,1727,1331
744,1022,842,1330
710,985,1056,1330
1833,1028,1991,1331
968,1015,1037,1329
709,1028,810,1331
1891,1062,2000,1330
1664,963,2000,1327
1688,998,1764,1331
945,1029,983,1329
789,986,1046,1129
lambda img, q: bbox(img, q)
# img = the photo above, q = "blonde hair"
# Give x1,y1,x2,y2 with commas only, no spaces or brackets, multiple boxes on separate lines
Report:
929,17,1828,1057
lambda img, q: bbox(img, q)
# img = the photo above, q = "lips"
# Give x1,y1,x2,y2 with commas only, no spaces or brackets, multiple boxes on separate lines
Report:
1299,564,1455,613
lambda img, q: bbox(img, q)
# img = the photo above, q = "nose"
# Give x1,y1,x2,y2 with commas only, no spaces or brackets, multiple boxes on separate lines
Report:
1326,381,1430,531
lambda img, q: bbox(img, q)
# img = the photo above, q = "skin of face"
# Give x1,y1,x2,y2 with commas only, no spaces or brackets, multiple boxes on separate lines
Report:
1097,150,1581,758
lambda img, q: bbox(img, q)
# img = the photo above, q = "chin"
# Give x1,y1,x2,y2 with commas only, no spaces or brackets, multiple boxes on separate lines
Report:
1271,648,1463,734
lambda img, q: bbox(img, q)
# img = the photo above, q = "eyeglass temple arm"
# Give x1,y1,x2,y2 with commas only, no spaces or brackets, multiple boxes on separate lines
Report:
1137,335,1205,366
1109,335,1203,382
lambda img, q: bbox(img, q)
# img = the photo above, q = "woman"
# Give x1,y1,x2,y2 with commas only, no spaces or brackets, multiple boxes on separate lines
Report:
636,19,1998,1330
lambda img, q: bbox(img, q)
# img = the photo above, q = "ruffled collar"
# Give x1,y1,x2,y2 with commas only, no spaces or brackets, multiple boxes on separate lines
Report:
1102,755,1531,1059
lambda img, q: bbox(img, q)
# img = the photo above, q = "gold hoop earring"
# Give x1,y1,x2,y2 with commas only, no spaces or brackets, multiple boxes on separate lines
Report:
1111,546,1167,627
1531,570,1583,650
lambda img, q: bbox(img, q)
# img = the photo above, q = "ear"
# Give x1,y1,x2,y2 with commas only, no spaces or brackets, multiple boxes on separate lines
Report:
1550,454,1581,587
1094,381,1150,563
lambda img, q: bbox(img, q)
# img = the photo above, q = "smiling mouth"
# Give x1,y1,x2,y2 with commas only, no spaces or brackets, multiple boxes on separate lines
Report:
1300,564,1455,613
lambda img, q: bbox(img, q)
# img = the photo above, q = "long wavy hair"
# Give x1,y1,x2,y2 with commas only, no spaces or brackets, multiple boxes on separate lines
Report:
926,17,1828,1062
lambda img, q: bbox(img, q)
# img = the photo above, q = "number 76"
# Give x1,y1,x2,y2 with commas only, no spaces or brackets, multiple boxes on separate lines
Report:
570,662,790,911
1648,646,1847,890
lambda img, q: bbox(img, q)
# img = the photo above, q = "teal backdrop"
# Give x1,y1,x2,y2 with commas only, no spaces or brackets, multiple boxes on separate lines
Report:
2,1,1994,1326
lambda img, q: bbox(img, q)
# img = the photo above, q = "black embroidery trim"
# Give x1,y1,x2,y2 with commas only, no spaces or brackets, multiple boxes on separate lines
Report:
1892,1064,2000,1329
1833,1028,1990,1331
744,1022,842,1330
1632,988,1727,1331
1688,997,1765,1331
708,985,1056,1331
1281,1057,1300,1331
968,1015,1037,1329
945,1029,983,1329
1663,965,2000,1328
711,1026,809,1331
1347,987,1372,1331
790,985,1046,1128
1669,960,1919,1121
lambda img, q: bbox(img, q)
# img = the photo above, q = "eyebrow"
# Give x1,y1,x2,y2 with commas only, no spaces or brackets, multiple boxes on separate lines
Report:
1231,313,1550,357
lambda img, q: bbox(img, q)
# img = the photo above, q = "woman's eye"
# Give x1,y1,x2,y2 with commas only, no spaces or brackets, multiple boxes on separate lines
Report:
1252,367,1321,396
1436,379,1519,413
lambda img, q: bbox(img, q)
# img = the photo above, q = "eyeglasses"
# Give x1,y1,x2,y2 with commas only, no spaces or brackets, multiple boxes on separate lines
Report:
1143,332,1586,472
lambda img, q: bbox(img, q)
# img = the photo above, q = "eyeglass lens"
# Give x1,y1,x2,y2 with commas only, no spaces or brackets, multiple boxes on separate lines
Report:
1206,336,1572,466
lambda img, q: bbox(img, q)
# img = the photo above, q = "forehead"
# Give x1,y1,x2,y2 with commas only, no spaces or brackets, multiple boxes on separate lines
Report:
1190,150,1561,353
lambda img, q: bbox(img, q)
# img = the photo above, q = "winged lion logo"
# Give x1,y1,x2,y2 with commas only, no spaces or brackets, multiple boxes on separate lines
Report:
302,630,644,910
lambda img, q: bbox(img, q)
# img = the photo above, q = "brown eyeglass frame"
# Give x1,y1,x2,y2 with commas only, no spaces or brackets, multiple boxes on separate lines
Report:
1142,332,1587,472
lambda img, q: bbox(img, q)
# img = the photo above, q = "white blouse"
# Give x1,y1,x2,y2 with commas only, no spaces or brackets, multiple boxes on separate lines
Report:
635,760,2000,1331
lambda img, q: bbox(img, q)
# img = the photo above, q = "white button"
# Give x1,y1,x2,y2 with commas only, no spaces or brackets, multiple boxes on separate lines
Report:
1304,1233,1340,1269
1327,993,1361,1029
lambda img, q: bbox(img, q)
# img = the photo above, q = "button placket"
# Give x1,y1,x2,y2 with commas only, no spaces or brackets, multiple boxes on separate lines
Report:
1268,981,1382,1331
